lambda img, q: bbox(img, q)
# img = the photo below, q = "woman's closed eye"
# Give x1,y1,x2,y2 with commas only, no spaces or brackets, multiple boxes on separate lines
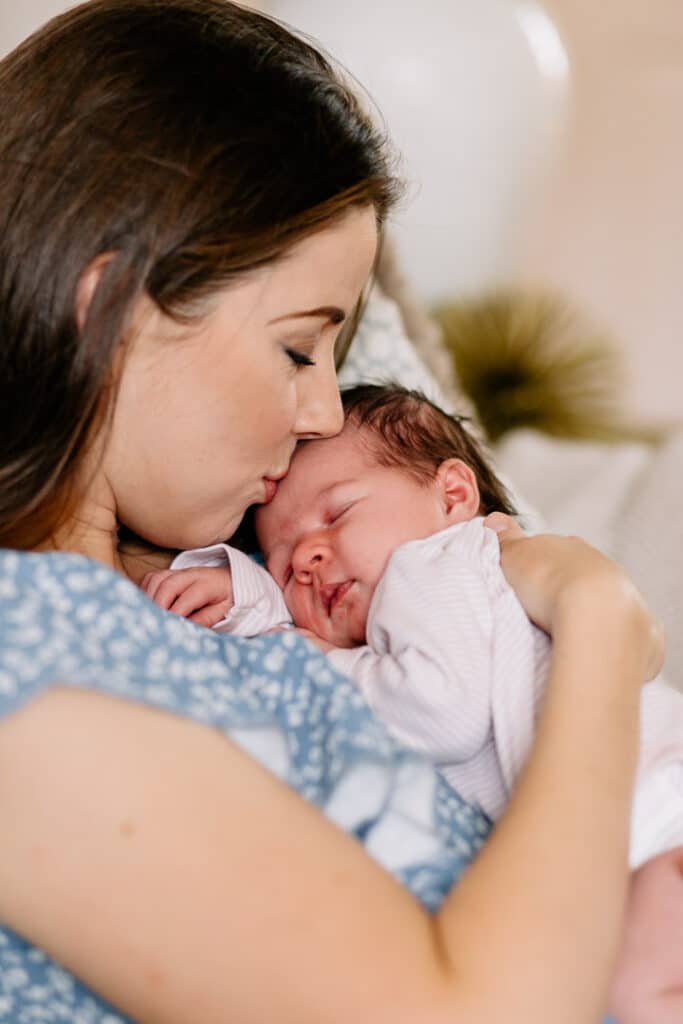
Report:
284,346,316,368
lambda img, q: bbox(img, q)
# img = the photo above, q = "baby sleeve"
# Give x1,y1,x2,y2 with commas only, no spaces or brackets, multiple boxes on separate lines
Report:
172,543,291,636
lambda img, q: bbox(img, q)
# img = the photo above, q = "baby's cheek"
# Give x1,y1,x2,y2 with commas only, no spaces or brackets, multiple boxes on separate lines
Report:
286,587,308,629
348,596,370,646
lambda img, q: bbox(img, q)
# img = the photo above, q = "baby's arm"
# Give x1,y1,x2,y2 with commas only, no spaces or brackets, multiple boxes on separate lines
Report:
144,543,291,637
142,565,233,628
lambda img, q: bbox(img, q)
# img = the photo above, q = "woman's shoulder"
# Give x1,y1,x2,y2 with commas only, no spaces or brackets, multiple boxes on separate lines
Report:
0,547,131,612
0,547,166,716
0,549,491,1023
0,548,394,799
0,546,362,742
0,547,491,903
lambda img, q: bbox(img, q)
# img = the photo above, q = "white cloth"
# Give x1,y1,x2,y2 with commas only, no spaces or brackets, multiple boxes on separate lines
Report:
328,520,550,823
178,520,683,866
171,543,290,636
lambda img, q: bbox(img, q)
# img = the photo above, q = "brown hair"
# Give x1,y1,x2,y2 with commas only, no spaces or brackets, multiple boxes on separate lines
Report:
340,383,517,515
0,0,401,549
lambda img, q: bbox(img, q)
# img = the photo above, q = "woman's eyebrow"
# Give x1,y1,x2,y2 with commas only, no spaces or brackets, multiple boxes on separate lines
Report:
268,305,346,325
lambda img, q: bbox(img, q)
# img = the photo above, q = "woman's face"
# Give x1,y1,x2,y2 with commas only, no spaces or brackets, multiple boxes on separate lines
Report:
104,206,378,550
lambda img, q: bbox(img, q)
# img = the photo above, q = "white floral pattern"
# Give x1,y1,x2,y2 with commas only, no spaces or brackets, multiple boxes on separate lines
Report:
339,287,451,407
0,548,491,1021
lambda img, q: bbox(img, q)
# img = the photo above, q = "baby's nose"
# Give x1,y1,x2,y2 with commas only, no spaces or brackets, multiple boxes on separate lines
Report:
292,536,329,579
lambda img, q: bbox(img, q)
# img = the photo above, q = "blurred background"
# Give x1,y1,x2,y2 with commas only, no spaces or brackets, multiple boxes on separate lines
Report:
2,0,682,424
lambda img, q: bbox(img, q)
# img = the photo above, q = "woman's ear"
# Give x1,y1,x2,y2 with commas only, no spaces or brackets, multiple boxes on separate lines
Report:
75,253,115,331
435,458,481,524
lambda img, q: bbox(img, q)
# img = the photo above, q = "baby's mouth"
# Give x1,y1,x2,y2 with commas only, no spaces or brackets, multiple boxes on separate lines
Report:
320,580,353,617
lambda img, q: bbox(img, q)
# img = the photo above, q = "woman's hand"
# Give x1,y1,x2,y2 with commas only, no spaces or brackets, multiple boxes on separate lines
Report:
484,512,665,682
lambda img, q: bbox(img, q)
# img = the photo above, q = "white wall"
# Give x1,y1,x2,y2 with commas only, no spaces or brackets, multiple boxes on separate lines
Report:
0,0,79,55
516,0,683,424
0,0,268,52
268,0,569,305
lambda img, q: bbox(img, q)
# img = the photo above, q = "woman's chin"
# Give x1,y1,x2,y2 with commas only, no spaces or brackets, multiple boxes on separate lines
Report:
163,519,243,553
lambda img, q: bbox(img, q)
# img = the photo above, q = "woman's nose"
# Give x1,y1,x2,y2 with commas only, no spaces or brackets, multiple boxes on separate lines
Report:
291,535,330,581
294,349,344,439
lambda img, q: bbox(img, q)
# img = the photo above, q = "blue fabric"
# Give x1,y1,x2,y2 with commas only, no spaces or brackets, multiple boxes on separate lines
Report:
0,548,493,1022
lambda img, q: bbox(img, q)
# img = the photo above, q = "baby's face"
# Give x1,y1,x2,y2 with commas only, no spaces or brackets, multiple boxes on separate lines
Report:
254,424,448,647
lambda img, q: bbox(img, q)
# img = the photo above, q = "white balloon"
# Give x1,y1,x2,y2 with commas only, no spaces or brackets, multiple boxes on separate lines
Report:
269,0,570,302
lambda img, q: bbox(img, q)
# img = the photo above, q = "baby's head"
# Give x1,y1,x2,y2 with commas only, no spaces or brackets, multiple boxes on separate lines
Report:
255,383,515,647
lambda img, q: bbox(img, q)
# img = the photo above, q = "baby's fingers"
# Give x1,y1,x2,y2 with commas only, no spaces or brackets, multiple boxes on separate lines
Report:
188,603,232,628
141,569,177,604
145,570,203,611
166,580,224,619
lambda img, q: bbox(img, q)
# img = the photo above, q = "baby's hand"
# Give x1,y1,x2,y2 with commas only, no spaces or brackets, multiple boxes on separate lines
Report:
141,566,234,628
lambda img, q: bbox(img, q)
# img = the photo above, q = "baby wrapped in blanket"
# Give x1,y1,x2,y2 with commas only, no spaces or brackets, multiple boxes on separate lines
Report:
145,384,683,1024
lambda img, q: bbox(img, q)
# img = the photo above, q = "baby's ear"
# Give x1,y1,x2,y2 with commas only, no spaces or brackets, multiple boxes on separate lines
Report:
436,458,481,524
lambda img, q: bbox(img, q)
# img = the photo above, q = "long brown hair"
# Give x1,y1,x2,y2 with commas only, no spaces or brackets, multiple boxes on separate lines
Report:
0,0,401,549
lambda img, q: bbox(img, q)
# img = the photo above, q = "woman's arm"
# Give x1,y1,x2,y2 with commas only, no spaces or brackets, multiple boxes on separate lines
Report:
439,518,662,1020
0,533,658,1024
0,687,458,1024
436,556,647,1020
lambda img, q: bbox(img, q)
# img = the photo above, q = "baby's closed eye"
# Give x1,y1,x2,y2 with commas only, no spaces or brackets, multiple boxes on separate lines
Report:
325,502,354,525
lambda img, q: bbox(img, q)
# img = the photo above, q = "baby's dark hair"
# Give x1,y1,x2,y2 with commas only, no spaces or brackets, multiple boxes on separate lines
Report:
340,383,517,516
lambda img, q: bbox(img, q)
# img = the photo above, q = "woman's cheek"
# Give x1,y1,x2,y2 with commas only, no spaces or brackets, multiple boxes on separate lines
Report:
284,383,301,434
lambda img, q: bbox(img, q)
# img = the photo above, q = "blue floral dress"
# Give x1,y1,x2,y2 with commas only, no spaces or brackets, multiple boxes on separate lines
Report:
0,549,492,1022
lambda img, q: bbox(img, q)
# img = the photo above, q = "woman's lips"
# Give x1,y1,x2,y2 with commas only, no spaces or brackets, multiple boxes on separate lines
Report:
262,470,289,503
261,476,284,503
262,478,277,503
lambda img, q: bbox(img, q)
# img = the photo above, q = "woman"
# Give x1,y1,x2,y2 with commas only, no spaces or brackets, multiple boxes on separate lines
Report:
0,2,661,1022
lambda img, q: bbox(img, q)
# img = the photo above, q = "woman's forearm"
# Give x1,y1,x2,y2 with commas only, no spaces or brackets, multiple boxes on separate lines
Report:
433,597,643,1023
0,662,640,1024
